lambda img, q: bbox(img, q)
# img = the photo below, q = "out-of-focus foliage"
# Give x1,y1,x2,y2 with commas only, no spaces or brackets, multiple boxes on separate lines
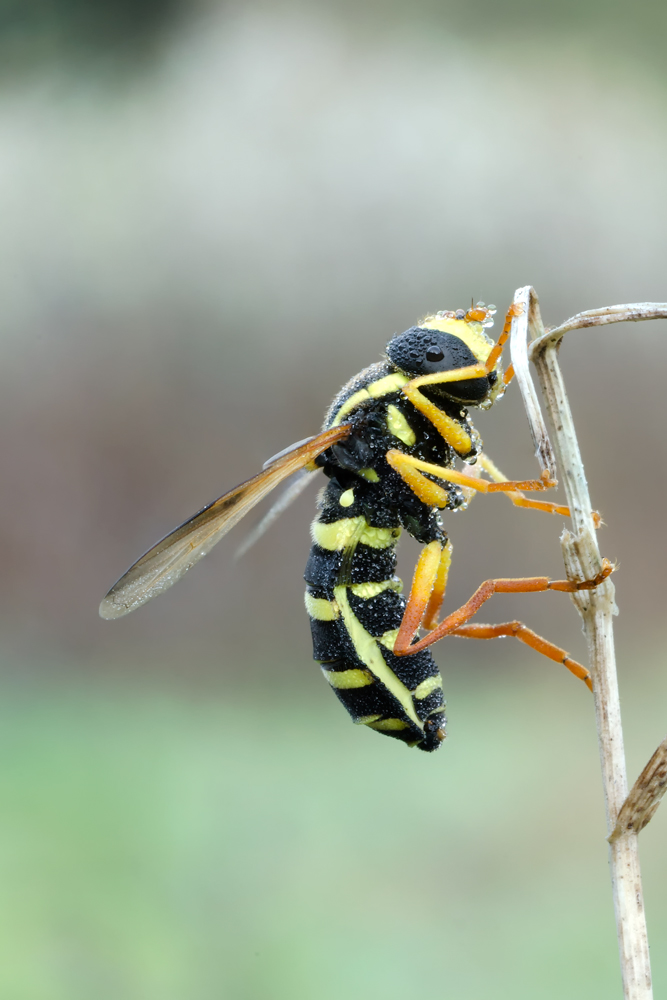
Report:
0,0,185,72
1,663,665,1000
319,0,667,54
4,0,667,74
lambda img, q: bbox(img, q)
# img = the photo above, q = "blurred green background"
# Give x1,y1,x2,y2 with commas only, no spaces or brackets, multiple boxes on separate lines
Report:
1,0,666,997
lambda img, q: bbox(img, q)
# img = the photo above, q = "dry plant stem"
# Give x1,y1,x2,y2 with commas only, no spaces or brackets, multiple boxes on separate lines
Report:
510,287,659,1000
530,302,667,356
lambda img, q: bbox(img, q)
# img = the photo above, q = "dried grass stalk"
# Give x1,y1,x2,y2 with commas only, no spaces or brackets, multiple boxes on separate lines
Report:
509,287,667,1000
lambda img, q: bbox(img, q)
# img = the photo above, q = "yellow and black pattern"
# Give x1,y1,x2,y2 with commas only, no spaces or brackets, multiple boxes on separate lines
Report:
304,308,501,751
102,302,605,753
304,483,446,751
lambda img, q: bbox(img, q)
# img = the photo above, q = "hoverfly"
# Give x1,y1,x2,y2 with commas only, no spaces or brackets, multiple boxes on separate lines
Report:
100,302,611,752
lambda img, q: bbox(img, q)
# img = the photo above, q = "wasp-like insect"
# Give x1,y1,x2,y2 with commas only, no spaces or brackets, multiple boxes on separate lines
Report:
100,302,611,752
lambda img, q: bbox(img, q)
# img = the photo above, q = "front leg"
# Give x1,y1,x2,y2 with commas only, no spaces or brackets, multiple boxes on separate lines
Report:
401,363,486,456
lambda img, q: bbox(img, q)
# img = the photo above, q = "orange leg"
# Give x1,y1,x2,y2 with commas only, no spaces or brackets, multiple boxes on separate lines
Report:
398,539,453,637
395,541,444,647
394,559,613,658
503,363,515,386
423,540,452,630
451,622,593,690
484,301,522,374
386,450,557,512
477,453,601,526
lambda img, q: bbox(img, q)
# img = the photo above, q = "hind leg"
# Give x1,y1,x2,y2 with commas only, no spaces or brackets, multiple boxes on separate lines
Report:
451,621,593,690
393,559,613,669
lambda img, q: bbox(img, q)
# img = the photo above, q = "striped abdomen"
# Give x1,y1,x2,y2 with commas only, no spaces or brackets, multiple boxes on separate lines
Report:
304,502,446,752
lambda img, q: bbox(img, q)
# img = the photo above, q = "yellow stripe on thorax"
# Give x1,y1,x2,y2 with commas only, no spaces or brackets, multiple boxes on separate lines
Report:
331,373,409,426
312,518,401,551
386,404,416,446
333,586,422,730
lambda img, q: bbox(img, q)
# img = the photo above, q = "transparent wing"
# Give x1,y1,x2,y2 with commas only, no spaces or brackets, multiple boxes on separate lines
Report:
99,424,350,620
235,468,318,560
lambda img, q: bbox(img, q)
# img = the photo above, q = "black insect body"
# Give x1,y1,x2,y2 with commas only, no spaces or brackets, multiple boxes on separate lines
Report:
100,304,612,752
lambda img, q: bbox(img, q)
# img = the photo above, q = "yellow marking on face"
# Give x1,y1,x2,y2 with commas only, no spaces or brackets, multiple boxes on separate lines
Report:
386,404,416,447
304,592,340,621
413,675,443,700
357,468,380,482
339,488,355,507
334,587,422,730
349,578,402,599
311,518,400,551
355,714,382,725
419,313,495,367
367,718,410,732
331,373,410,426
321,666,374,689
379,628,399,651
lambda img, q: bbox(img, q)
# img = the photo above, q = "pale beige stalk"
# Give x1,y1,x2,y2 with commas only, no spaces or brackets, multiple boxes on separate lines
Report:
509,287,667,1000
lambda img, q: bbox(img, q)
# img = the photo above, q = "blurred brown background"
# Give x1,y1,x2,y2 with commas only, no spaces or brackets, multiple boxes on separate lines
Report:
1,1,666,998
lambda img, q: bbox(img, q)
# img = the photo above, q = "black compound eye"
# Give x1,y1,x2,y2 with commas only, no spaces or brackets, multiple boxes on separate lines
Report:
387,327,478,377
386,326,491,402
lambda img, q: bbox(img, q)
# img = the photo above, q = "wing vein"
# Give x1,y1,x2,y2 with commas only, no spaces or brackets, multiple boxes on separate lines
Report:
99,424,351,619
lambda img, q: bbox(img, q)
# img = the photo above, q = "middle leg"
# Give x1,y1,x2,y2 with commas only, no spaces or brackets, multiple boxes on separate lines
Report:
477,453,601,525
386,450,557,511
